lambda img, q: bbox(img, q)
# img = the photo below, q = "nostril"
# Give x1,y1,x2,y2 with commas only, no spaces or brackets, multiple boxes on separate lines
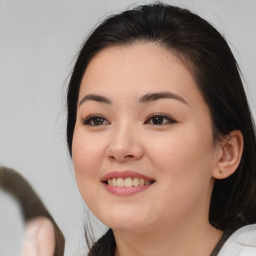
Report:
108,154,136,161
125,155,135,158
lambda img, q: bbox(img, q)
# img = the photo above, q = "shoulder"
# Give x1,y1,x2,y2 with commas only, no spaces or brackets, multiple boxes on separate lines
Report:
218,224,256,256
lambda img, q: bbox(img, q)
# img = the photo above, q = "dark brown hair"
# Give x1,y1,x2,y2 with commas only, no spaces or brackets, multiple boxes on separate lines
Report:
66,3,256,255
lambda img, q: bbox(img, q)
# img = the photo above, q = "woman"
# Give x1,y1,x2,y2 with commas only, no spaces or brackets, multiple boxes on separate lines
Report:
67,3,256,256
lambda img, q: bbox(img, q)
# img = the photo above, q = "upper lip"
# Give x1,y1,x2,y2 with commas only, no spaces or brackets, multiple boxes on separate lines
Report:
101,170,155,182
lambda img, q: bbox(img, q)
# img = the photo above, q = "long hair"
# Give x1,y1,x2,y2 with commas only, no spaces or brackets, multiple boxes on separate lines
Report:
66,3,256,255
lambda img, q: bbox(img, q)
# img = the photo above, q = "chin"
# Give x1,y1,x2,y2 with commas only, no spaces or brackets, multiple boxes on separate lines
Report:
97,209,152,233
85,195,158,232
108,220,147,232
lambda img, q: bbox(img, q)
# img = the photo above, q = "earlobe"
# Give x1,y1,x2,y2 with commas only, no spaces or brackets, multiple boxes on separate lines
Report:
213,130,244,180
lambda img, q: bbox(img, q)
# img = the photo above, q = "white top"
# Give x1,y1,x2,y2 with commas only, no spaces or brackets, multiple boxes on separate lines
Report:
218,224,256,256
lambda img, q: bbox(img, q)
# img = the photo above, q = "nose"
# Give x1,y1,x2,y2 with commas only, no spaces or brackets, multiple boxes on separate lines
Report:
106,124,144,163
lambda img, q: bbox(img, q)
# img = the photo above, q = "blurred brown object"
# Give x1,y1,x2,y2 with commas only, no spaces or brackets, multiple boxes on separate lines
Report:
0,166,65,256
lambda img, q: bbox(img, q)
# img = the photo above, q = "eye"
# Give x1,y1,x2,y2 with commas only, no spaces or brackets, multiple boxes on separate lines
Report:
144,113,176,125
81,115,110,126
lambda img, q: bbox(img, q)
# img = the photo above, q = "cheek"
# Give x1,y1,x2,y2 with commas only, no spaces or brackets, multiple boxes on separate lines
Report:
151,125,214,170
147,127,215,195
72,128,105,170
147,135,214,219
71,127,106,199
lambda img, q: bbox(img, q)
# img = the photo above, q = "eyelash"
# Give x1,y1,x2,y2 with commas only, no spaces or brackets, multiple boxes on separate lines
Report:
81,113,177,126
144,113,177,125
81,114,110,126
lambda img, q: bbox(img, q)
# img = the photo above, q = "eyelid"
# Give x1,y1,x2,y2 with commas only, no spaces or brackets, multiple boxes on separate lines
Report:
144,112,177,124
81,114,110,126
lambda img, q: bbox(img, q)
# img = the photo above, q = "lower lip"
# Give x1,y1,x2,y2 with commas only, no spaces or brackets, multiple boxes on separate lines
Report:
103,183,152,196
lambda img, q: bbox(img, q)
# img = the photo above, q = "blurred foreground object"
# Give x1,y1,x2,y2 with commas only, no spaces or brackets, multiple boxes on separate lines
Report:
0,166,65,256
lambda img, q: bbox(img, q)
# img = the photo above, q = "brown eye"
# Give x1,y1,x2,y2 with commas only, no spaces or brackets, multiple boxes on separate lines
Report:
145,114,176,125
91,117,105,125
81,115,110,126
152,116,165,125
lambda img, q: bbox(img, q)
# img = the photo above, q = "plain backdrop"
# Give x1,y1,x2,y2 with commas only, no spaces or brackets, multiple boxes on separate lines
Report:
0,0,255,255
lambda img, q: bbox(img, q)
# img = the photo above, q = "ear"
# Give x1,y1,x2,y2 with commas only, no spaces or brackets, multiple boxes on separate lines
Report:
212,130,244,180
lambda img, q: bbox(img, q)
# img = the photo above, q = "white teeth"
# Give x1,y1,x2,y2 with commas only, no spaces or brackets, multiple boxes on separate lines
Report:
125,177,133,187
133,177,139,186
117,178,124,187
107,177,152,187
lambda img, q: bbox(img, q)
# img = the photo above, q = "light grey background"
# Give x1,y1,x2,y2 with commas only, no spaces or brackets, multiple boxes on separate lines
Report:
0,0,255,255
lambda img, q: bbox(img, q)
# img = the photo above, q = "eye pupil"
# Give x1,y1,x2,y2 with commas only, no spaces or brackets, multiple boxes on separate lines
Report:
93,118,104,125
152,116,164,125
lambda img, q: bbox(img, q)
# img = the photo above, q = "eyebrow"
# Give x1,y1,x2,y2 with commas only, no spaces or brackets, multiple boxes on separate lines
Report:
139,92,188,105
79,94,112,107
78,91,188,107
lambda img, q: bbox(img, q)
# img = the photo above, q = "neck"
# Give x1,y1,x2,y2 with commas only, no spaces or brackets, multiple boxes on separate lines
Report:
114,216,222,256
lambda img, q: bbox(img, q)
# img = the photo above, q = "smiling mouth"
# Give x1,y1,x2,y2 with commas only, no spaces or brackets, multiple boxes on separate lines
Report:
104,177,155,187
101,171,156,195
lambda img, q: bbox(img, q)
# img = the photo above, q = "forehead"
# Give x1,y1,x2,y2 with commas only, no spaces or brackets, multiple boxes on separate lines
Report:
79,43,202,104
84,43,185,80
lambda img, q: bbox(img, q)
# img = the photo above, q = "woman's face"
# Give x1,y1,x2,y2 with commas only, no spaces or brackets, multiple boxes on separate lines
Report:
72,43,220,232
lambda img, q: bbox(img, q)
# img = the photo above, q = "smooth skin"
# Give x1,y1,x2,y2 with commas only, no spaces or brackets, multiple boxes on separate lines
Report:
72,43,243,256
